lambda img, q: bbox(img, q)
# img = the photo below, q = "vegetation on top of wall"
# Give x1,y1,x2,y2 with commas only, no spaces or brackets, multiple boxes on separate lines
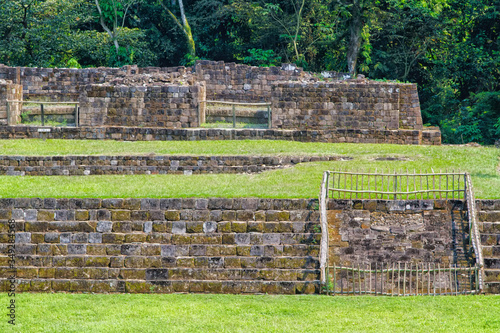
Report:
0,0,497,144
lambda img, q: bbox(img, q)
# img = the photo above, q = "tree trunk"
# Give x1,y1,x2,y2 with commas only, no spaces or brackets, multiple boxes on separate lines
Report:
178,0,195,57
95,0,120,56
347,0,363,76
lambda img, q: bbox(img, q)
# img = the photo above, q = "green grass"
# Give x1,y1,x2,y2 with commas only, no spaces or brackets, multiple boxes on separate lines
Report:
0,294,499,332
0,140,498,198
200,121,268,129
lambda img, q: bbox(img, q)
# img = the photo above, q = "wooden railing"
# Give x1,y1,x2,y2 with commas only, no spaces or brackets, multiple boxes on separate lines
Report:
199,100,272,129
318,170,484,292
465,173,484,290
325,263,481,296
325,169,466,200
7,100,79,127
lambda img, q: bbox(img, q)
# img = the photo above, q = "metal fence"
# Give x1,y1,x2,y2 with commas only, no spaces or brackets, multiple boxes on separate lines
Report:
325,263,481,296
7,100,79,127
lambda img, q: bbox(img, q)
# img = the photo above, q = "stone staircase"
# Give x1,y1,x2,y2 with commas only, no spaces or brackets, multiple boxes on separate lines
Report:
477,203,500,294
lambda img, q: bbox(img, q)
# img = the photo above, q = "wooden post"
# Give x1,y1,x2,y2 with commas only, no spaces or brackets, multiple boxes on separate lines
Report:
416,263,419,296
427,263,431,295
381,262,385,295
438,263,442,295
369,263,372,295
319,172,329,285
333,265,336,296
358,263,361,295
403,262,407,296
325,266,330,295
6,101,10,125
232,104,236,128
355,173,359,199
41,103,44,126
449,265,454,295
75,104,79,127
433,263,436,296
351,264,354,295
391,263,395,296
394,171,397,200
398,262,401,296
409,263,412,296
267,105,271,129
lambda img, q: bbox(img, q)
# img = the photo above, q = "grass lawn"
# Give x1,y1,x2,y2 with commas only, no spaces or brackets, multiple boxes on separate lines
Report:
0,139,498,199
0,293,499,332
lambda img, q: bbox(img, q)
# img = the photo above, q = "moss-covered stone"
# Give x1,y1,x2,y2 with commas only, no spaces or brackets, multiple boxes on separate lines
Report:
111,210,131,221
37,210,54,221
164,210,180,221
231,222,247,233
75,210,89,220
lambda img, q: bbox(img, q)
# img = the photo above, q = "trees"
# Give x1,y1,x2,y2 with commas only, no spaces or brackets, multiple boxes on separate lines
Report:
0,0,497,143
94,0,143,65
226,0,342,70
416,0,500,143
0,0,91,67
160,0,195,60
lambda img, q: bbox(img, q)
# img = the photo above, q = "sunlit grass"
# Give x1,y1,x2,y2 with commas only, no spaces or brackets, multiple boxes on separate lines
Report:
0,140,498,198
0,293,498,333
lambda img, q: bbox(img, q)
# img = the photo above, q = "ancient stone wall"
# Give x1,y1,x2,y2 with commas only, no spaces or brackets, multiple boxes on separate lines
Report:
0,61,440,144
0,198,321,294
0,126,442,145
326,200,470,267
0,64,190,102
271,81,423,131
194,61,309,103
0,155,340,176
79,83,205,128
0,198,493,294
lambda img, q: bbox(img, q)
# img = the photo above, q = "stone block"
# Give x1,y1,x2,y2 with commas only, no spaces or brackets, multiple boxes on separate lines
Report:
89,233,102,243
231,222,247,233
172,221,186,234
165,210,180,221
15,232,31,243
67,244,87,255
186,222,204,233
111,210,131,221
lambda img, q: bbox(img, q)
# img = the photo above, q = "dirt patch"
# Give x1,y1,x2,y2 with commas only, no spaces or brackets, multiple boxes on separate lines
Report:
373,156,411,161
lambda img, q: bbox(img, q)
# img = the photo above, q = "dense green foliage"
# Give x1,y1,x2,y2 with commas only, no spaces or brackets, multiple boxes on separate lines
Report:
0,1,498,144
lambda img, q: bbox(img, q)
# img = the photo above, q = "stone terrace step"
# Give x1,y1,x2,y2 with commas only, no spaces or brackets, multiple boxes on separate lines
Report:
484,269,500,282
477,211,500,293
0,155,344,176
484,282,500,294
479,222,500,233
480,234,500,246
482,246,500,258
9,278,320,294
484,258,500,269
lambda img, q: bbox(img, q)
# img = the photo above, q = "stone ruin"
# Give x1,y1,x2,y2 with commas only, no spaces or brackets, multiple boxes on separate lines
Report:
0,60,441,144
